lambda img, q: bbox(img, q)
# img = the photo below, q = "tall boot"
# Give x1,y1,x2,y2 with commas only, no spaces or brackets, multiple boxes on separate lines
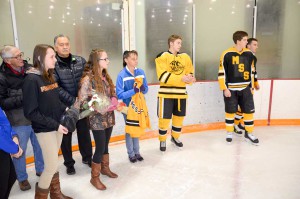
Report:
100,154,118,178
90,162,106,190
35,183,49,199
49,172,72,199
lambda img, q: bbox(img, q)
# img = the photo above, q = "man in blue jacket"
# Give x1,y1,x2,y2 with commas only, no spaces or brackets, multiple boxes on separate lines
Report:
0,107,23,198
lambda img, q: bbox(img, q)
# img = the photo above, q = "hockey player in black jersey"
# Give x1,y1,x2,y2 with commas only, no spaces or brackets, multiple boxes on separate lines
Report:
234,38,260,136
218,31,259,145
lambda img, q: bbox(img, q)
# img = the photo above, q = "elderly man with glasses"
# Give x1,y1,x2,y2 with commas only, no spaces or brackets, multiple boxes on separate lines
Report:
0,45,44,191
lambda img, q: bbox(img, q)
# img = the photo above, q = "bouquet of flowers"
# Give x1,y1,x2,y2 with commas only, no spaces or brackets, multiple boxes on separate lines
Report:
117,102,129,115
79,93,111,119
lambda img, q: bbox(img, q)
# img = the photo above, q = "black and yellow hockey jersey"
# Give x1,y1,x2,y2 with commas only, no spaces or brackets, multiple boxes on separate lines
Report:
218,47,255,91
155,51,194,99
252,53,259,88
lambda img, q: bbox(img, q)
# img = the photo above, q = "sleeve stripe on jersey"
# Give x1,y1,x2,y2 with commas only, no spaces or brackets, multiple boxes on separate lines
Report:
159,71,167,81
164,73,171,83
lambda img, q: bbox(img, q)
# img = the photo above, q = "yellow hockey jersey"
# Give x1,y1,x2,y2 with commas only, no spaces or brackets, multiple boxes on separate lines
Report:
155,51,194,99
125,78,150,138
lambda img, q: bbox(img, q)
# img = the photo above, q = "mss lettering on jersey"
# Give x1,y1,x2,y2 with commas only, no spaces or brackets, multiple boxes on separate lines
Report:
218,47,255,91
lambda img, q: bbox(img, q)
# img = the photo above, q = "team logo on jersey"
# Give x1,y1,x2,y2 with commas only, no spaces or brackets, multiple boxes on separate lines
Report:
170,60,184,75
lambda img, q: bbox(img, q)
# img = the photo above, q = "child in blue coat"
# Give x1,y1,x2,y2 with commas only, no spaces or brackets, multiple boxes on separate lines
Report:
116,50,148,163
0,107,23,198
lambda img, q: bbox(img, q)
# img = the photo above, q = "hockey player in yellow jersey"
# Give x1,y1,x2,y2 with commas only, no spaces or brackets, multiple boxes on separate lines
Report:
218,31,259,145
234,38,260,136
155,34,196,151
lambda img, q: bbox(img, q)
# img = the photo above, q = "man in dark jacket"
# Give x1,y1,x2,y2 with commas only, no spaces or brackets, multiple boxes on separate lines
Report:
0,45,44,191
53,34,92,175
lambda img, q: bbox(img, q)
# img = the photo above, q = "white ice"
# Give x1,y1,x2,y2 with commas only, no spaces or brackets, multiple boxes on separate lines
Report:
9,126,300,199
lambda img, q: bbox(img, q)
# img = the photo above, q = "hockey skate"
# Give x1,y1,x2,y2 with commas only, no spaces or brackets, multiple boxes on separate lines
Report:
244,131,259,146
233,125,243,136
171,136,183,148
226,132,233,144
238,123,245,131
160,141,166,152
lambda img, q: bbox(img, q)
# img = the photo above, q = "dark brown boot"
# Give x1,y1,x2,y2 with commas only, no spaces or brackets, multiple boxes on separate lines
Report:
101,154,118,178
90,162,106,190
35,183,49,199
49,172,72,199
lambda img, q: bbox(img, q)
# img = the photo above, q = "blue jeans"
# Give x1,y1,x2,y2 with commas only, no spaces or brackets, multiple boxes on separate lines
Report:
123,114,140,158
12,126,44,182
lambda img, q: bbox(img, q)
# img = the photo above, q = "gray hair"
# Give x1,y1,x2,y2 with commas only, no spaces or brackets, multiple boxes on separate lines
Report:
54,34,70,45
0,45,17,59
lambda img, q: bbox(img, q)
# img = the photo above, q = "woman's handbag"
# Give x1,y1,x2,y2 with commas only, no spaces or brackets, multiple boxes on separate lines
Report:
60,106,79,132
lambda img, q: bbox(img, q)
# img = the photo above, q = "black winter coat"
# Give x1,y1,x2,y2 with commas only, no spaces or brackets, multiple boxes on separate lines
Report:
0,61,31,126
54,54,86,107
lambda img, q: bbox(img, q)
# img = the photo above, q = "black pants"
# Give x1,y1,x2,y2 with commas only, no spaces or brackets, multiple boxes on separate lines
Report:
61,117,93,167
0,150,17,199
92,127,113,164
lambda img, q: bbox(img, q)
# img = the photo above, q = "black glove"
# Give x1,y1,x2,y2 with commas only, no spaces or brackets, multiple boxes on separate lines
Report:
134,84,145,93
60,107,79,132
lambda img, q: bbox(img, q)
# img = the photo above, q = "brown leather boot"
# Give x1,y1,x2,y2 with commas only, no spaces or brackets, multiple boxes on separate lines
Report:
90,162,106,190
101,154,118,178
35,183,49,199
49,172,72,199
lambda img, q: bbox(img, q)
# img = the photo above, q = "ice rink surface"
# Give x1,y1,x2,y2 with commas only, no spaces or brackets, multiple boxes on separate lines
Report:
9,126,300,199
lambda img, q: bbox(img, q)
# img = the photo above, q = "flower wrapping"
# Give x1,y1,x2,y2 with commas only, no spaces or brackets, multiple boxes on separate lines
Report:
117,102,129,114
79,93,111,119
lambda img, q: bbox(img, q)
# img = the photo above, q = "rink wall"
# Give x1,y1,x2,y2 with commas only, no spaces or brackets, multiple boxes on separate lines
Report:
26,79,300,163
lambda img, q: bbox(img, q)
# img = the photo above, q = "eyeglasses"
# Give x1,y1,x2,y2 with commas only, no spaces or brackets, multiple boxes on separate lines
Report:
9,52,24,60
97,58,109,62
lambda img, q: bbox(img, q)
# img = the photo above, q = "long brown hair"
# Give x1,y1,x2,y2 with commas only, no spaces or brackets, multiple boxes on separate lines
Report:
32,44,55,83
81,49,115,96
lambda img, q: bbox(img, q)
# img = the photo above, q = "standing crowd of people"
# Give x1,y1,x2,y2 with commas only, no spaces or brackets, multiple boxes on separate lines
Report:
0,31,260,198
